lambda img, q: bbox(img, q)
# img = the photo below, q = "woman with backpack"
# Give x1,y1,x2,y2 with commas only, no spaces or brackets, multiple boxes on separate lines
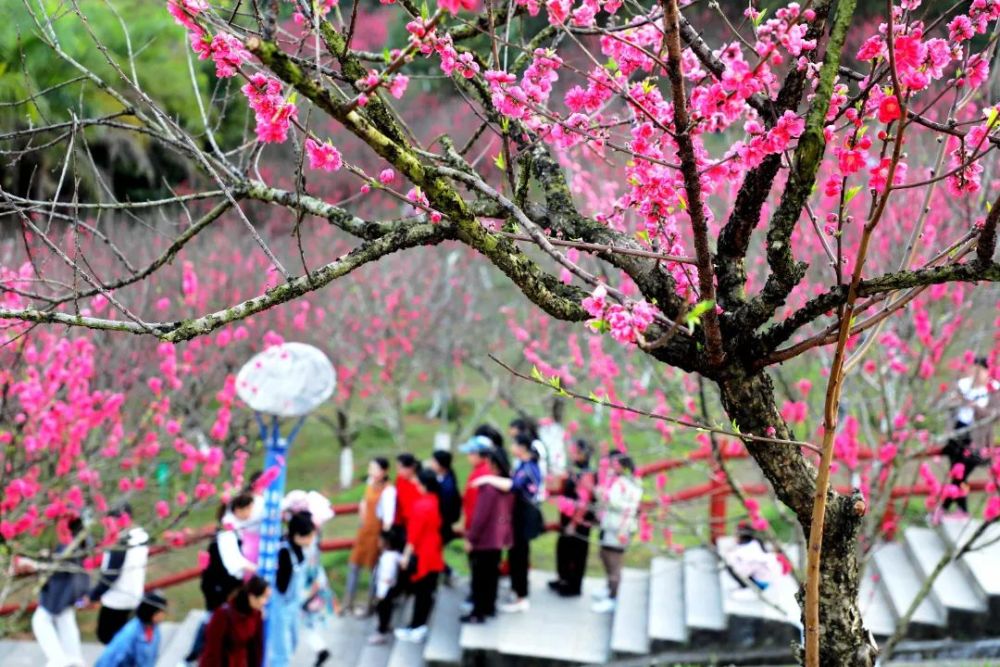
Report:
185,493,257,663
473,433,544,613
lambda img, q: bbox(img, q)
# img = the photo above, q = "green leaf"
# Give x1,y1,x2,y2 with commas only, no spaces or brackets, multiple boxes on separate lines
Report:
494,152,505,170
844,185,862,204
287,91,298,105
677,195,688,211
635,230,650,244
588,319,610,334
383,47,392,64
605,57,619,73
684,299,715,332
731,419,741,434
530,366,544,382
987,106,999,129
752,7,768,27
421,1,430,19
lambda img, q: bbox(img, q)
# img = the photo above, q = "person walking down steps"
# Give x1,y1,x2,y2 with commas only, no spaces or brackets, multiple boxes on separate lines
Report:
89,505,150,644
94,591,168,667
267,511,318,667
31,516,91,667
200,576,270,667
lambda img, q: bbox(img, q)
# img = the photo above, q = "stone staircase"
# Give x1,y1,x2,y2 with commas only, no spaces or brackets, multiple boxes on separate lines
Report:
2,518,997,666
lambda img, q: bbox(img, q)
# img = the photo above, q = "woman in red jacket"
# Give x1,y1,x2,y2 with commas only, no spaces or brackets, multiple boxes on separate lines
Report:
462,449,514,624
200,575,270,667
394,469,444,643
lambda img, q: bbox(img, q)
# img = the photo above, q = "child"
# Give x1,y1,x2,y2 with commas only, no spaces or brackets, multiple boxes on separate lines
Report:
369,527,405,645
94,591,168,667
268,511,317,667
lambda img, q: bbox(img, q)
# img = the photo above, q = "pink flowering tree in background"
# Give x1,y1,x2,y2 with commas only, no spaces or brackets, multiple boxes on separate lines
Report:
3,0,1000,663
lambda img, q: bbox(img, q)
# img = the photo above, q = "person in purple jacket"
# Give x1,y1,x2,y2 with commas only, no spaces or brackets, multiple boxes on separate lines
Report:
461,449,514,624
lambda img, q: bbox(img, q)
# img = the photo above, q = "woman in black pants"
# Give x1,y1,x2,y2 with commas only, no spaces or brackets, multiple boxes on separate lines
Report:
462,449,514,623
474,434,543,613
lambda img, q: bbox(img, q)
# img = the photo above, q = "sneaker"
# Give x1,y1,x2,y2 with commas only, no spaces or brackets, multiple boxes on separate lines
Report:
368,632,390,645
315,649,331,666
590,589,610,602
556,587,581,598
395,625,428,642
547,579,565,592
591,597,616,614
499,597,530,613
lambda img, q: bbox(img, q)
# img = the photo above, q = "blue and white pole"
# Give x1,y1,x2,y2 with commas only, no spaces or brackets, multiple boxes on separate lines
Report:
255,413,306,664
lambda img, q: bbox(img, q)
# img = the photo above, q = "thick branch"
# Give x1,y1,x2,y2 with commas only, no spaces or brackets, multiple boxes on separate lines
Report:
715,1,836,310
737,0,857,331
761,260,1000,353
661,0,724,366
976,191,1000,264
0,223,448,340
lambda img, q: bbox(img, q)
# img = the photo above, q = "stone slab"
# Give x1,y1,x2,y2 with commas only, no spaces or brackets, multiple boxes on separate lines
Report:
610,568,650,655
682,547,726,632
871,542,946,629
647,556,687,645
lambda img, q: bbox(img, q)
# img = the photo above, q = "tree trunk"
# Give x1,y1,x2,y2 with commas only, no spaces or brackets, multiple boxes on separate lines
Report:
717,368,877,666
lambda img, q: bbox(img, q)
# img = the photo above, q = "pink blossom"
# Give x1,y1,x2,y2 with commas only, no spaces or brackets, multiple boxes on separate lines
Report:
438,0,476,14
378,169,396,185
305,138,343,172
155,500,171,519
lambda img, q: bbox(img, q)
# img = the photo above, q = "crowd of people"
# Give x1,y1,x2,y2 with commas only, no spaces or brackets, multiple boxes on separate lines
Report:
20,358,997,667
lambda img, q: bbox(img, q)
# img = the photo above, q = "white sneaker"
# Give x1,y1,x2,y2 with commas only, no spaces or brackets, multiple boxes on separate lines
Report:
408,625,429,642
499,597,530,613
591,597,616,613
590,588,610,601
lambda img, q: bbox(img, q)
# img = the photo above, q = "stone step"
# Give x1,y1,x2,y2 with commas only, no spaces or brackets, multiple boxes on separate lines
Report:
937,518,1000,598
609,568,650,655
0,639,104,666
716,537,799,626
859,569,896,638
937,517,1000,632
423,583,463,665
647,556,687,646
871,542,946,637
292,610,373,666
387,633,425,667
682,547,726,634
156,608,207,667
459,570,612,664
903,525,987,631
354,640,393,667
